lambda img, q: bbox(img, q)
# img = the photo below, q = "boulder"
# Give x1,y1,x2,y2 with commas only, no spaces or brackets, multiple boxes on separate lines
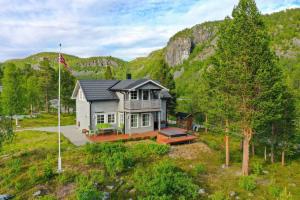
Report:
198,188,206,195
0,194,13,200
33,190,46,197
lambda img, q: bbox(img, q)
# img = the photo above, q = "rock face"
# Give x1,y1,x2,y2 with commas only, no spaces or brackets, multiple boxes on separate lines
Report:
164,23,217,67
77,58,119,68
165,37,192,67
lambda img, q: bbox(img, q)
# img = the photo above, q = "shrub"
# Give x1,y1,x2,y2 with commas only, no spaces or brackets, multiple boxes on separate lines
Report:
131,143,170,159
268,184,282,197
278,188,293,200
43,156,54,180
102,151,134,176
252,161,263,175
85,142,125,155
7,158,22,175
28,166,38,184
239,175,256,191
76,175,102,200
134,160,199,199
194,163,206,175
89,170,105,185
209,191,228,200
58,170,77,185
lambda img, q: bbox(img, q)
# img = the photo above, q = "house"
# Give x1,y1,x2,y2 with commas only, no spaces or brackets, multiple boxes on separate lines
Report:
71,77,171,134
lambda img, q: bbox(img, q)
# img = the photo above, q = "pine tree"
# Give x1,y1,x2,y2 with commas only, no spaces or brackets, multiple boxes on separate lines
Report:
61,68,76,113
210,0,288,175
104,66,114,80
1,63,25,116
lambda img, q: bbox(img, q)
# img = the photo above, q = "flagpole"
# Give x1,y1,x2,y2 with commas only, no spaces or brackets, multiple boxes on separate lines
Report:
58,43,62,173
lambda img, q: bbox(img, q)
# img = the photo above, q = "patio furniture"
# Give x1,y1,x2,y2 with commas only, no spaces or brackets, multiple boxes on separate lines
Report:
96,123,115,135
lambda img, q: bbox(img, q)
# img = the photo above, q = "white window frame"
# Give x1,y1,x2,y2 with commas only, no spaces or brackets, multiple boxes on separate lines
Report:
96,114,105,124
107,113,116,124
142,90,150,100
141,113,151,127
130,91,138,100
119,113,124,127
130,114,139,128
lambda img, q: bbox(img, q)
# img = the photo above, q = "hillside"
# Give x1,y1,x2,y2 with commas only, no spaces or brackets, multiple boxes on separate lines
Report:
2,8,299,104
4,52,128,80
128,8,300,102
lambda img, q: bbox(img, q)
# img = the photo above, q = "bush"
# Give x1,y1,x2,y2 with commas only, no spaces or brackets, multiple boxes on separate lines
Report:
76,175,102,200
89,170,105,185
134,160,199,199
209,191,228,200
43,156,54,180
268,184,282,197
252,161,263,175
194,163,206,175
239,175,256,191
85,142,125,155
102,151,134,176
58,170,77,185
7,158,22,175
131,143,170,159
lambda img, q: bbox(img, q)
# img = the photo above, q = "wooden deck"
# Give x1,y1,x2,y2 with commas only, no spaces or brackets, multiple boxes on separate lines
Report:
86,127,196,144
87,131,157,142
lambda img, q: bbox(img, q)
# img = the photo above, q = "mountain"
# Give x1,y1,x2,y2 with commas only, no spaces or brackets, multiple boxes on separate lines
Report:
4,52,128,79
3,8,300,101
129,8,300,99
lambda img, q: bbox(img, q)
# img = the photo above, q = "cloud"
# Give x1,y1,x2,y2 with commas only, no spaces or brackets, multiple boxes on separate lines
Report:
0,0,299,61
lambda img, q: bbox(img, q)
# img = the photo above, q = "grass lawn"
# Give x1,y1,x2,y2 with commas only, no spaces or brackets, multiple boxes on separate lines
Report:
16,113,76,129
0,130,299,199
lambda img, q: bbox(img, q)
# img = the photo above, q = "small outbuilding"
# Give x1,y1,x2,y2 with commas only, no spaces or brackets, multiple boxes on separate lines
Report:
176,112,193,130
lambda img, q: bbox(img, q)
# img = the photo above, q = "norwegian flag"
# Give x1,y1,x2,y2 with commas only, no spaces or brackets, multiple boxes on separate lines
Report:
59,54,68,68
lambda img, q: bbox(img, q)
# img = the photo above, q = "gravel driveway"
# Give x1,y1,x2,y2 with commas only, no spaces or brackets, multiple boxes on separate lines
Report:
18,125,89,146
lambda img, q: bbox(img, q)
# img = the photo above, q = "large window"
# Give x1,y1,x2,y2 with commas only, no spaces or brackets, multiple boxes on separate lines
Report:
119,113,124,127
96,114,105,124
130,114,138,128
142,113,150,127
107,113,116,124
130,91,138,100
142,90,149,100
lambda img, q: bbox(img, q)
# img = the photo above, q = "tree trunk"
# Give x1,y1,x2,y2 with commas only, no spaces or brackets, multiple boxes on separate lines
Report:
45,92,49,113
264,146,267,161
225,119,229,167
30,104,33,117
271,124,275,163
251,142,255,157
281,151,285,166
205,114,208,133
242,128,251,176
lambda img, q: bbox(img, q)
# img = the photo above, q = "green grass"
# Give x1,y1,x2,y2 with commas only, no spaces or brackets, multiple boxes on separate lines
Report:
0,130,299,199
16,113,75,128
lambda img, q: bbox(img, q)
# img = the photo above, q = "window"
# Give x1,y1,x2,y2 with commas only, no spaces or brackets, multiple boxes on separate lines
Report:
142,113,150,127
152,90,159,99
96,114,105,124
142,90,149,100
119,113,124,127
130,91,138,100
130,114,138,128
107,113,116,124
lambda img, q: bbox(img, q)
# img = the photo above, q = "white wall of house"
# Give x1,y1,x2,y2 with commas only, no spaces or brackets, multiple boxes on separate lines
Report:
124,112,154,134
76,88,90,131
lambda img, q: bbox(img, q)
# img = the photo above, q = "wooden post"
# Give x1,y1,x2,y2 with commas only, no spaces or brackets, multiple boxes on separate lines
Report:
264,146,267,161
205,114,208,133
281,151,285,166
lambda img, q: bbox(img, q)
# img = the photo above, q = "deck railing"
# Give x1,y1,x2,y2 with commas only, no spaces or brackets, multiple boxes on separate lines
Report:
124,99,161,110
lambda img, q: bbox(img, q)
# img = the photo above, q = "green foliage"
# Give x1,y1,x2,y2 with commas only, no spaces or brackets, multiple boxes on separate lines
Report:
239,175,256,191
193,163,207,175
76,175,102,200
58,170,77,185
7,158,22,175
43,155,54,180
251,161,263,175
209,191,228,200
268,181,282,197
130,143,170,159
134,160,199,199
28,166,39,184
0,117,14,149
278,187,294,200
39,195,57,200
104,66,114,79
96,123,112,129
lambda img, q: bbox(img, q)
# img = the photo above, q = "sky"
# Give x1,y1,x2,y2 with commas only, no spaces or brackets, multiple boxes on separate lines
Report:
0,0,299,62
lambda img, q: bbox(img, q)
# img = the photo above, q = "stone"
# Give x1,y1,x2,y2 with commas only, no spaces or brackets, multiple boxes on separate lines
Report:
0,194,13,200
129,188,136,194
229,191,236,197
102,192,110,200
33,190,45,197
235,196,240,200
263,170,269,174
198,188,206,195
165,37,192,67
106,185,114,190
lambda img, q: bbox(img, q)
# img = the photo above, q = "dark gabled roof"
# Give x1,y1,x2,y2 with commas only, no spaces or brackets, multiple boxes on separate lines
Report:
161,90,172,99
78,80,119,101
110,79,149,90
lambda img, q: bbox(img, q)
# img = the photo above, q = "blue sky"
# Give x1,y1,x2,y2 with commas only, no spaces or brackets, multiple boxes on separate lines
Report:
0,0,299,61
